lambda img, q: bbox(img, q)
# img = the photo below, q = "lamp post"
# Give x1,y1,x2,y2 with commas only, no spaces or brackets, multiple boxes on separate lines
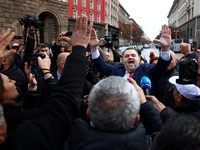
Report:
195,0,199,38
106,0,109,36
130,23,133,46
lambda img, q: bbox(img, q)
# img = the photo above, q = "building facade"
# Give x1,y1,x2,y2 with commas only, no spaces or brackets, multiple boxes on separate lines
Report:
119,2,130,24
168,0,200,44
0,0,70,45
0,0,123,46
68,0,119,41
119,2,130,45
68,0,105,23
107,0,119,28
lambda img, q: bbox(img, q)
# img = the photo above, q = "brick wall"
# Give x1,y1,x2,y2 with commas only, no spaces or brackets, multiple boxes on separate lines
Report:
0,0,69,44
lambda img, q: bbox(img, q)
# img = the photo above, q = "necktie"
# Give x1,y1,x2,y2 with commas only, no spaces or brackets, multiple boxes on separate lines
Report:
127,72,133,81
129,72,133,78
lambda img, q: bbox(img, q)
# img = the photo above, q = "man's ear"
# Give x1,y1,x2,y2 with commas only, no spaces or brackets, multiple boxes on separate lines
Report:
60,61,65,69
176,93,183,104
134,114,140,127
121,57,124,64
86,108,90,120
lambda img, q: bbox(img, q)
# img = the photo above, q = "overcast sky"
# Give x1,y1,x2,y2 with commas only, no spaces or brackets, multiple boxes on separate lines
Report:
120,0,174,41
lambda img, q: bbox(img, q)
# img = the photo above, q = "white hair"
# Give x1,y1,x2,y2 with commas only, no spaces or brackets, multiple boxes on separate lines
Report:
89,76,140,132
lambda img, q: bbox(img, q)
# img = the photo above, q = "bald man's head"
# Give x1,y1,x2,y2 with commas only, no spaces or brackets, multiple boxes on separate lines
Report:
57,52,70,73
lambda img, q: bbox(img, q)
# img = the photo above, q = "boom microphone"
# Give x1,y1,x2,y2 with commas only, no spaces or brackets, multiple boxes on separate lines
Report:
140,76,151,95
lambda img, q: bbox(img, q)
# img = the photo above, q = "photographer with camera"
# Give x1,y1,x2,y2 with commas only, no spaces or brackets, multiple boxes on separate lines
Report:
98,36,121,66
50,31,71,73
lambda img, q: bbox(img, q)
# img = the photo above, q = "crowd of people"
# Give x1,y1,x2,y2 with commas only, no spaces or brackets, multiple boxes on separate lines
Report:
0,14,200,150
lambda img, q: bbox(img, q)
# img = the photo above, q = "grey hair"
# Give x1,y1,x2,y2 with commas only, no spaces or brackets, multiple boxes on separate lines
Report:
88,76,140,133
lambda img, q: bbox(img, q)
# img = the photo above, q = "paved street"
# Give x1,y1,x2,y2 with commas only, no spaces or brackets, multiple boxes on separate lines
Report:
141,47,183,63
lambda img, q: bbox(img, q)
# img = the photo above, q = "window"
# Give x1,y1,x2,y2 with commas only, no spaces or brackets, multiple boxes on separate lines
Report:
82,0,86,7
82,10,86,15
97,14,101,22
90,0,94,9
97,2,101,11
73,9,78,18
90,13,94,21
73,0,78,5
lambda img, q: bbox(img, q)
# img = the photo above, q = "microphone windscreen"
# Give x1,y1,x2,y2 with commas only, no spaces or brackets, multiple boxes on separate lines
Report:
140,76,151,90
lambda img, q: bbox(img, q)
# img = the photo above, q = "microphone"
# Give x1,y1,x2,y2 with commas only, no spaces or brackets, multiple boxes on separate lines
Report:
140,76,151,95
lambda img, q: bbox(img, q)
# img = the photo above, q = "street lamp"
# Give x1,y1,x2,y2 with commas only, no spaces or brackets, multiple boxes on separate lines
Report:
195,0,199,38
130,23,133,46
106,0,109,36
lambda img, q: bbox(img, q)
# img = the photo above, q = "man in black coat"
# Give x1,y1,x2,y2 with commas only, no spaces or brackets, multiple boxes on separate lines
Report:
152,50,178,108
65,76,163,150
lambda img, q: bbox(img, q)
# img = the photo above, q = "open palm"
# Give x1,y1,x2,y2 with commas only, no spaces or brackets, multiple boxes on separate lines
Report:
153,24,171,51
0,28,16,63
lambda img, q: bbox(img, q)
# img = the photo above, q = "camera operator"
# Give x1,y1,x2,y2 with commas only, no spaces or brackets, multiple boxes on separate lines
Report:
147,58,200,123
98,38,121,66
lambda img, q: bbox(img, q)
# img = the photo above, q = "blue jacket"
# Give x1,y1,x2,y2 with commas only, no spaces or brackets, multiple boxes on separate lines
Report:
92,56,171,85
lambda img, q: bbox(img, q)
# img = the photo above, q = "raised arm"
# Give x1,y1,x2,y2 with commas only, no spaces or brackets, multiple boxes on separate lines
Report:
153,24,171,52
129,78,163,134
6,14,94,150
149,25,172,80
0,28,16,63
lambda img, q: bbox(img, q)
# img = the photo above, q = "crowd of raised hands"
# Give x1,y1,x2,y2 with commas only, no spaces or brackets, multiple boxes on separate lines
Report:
0,14,200,150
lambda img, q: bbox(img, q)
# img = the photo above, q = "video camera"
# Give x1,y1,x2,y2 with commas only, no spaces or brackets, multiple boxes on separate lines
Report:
177,58,199,84
19,15,44,29
32,53,46,59
104,32,119,48
18,15,44,46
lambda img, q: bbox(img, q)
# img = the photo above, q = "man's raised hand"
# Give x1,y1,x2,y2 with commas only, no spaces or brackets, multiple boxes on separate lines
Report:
59,14,93,48
0,28,16,63
89,29,104,51
153,24,171,52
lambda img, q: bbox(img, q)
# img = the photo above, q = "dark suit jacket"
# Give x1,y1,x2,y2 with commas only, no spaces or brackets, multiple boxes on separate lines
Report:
92,55,171,86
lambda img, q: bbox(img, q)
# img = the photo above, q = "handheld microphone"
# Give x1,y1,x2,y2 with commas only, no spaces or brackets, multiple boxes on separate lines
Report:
140,76,151,95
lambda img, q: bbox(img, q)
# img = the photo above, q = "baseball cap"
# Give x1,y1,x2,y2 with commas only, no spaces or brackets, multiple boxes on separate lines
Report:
12,43,19,47
169,76,200,101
